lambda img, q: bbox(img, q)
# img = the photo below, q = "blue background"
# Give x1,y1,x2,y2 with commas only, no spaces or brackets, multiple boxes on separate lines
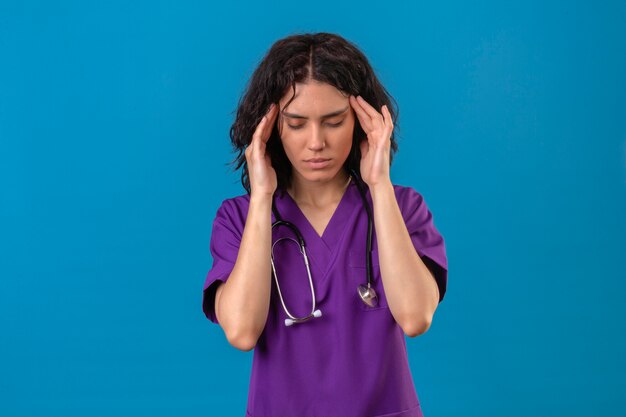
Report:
1,1,625,416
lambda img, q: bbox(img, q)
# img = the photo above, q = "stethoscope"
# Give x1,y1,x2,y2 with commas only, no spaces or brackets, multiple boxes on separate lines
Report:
270,168,378,327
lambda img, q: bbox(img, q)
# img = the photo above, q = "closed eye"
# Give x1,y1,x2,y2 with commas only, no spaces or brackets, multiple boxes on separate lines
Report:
287,121,344,130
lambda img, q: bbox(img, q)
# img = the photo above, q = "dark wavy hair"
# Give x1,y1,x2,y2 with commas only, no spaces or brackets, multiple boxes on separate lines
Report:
228,32,400,196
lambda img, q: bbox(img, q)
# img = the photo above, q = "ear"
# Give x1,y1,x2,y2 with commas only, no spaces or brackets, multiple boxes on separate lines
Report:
275,116,283,138
359,137,368,155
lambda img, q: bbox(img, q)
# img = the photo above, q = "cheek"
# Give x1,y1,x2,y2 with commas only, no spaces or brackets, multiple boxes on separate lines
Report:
279,120,302,140
278,132,301,159
278,122,294,148
336,121,355,152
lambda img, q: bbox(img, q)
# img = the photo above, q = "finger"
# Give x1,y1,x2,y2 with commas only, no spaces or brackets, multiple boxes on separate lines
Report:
350,95,373,132
382,104,393,129
252,105,276,147
251,116,271,159
252,114,268,143
260,103,277,143
261,103,278,142
356,95,384,126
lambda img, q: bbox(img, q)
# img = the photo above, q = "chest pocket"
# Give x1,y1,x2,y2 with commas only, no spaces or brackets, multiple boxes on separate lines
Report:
348,249,389,311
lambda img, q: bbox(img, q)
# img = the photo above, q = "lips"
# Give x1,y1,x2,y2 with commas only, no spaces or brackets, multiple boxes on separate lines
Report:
304,158,331,169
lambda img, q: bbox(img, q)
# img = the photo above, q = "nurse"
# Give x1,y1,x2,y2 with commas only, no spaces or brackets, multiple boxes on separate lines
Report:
202,32,448,417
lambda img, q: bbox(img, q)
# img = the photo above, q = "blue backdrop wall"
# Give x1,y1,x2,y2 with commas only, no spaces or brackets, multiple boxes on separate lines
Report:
1,1,625,416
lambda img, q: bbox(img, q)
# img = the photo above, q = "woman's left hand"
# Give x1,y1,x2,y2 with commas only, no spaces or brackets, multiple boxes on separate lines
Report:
349,95,393,188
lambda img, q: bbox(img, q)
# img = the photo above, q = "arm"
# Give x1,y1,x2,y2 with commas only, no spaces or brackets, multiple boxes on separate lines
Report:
370,181,440,337
215,194,273,351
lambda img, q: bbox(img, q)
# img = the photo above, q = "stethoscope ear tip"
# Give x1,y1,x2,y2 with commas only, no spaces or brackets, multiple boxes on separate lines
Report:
284,310,323,326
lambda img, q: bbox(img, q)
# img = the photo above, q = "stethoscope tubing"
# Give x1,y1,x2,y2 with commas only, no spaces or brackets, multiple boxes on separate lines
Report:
269,169,374,326
270,235,320,325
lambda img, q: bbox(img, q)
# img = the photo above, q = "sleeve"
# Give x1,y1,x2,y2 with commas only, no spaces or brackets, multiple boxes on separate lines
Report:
399,186,449,303
201,199,243,324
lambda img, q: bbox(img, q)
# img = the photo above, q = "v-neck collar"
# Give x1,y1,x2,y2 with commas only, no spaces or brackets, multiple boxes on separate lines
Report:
275,178,358,254
270,178,363,285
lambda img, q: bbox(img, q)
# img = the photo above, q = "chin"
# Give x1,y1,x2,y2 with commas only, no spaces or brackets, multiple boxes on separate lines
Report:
300,168,342,182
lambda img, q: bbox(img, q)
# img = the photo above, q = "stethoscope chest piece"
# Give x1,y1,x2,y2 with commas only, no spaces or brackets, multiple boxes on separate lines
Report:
358,284,378,308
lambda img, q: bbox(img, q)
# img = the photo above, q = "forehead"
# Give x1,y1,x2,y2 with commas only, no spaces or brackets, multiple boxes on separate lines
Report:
279,81,348,115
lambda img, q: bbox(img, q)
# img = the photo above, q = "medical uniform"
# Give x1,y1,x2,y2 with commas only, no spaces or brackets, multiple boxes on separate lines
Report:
202,179,448,417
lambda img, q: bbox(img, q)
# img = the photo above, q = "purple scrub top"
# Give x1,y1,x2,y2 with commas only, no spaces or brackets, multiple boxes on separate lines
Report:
202,179,448,417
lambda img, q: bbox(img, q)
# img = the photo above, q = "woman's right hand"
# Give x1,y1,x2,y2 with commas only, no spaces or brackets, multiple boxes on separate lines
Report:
245,102,279,198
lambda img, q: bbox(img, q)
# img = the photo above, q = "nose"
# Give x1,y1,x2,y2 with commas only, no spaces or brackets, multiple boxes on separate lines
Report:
307,124,325,151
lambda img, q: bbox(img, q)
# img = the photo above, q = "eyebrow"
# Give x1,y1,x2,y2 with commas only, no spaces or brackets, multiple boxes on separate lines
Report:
282,106,349,120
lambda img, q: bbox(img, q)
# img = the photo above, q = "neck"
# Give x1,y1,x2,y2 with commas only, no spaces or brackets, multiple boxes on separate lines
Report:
287,170,352,207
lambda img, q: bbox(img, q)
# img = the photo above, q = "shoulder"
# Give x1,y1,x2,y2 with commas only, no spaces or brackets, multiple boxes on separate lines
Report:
390,183,426,210
211,192,252,236
216,192,251,215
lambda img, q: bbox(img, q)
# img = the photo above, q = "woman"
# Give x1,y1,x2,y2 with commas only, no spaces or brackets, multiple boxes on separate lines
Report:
202,32,448,417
